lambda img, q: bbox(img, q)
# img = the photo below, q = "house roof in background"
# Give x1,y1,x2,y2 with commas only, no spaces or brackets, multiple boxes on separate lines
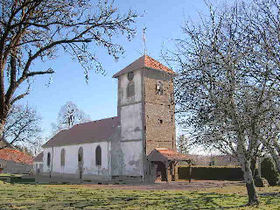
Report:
113,55,175,78
42,117,120,148
185,154,239,166
0,148,33,165
33,152,43,162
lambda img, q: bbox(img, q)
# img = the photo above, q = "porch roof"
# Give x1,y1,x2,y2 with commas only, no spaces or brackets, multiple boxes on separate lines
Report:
147,148,190,162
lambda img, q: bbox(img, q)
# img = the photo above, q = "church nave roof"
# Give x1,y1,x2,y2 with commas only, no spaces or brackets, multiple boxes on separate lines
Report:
42,117,120,148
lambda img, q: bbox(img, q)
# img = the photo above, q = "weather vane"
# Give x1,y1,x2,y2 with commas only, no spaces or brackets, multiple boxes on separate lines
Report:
142,27,147,55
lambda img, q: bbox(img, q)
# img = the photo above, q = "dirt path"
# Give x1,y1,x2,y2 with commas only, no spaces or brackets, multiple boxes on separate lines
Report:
82,180,244,191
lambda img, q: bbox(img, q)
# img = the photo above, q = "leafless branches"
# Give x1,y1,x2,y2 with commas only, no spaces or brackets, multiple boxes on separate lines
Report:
3,104,41,148
166,0,280,205
0,0,138,141
52,101,90,134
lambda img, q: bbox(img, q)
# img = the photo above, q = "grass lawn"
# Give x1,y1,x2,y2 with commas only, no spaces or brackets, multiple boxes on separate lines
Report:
0,173,23,177
0,181,279,209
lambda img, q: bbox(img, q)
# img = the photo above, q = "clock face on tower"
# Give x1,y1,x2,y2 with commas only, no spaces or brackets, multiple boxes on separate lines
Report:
127,72,134,81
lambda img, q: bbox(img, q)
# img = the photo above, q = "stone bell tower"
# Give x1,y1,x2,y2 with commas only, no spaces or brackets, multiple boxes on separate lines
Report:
113,55,176,180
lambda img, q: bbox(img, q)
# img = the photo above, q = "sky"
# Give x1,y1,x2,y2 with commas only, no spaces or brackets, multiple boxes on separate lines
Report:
18,0,212,142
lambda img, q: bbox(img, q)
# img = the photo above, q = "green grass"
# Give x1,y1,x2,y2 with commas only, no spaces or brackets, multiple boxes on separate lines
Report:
0,181,279,209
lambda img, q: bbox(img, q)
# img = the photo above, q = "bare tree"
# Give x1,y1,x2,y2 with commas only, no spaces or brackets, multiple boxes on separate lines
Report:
53,101,90,132
166,0,280,205
3,104,41,149
28,136,44,156
0,0,137,141
247,0,280,174
177,134,188,154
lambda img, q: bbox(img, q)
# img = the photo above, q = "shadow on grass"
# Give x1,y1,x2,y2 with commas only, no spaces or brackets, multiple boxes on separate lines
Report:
1,182,278,209
192,192,280,209
259,192,280,197
187,192,250,209
0,190,251,209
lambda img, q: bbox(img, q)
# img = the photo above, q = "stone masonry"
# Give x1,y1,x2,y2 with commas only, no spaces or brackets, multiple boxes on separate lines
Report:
143,69,176,155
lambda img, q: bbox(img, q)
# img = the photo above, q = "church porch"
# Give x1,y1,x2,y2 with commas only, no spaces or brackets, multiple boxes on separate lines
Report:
147,148,191,182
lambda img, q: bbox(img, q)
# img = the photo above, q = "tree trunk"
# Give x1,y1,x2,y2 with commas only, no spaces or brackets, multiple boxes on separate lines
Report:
0,104,8,149
258,157,262,178
271,139,280,173
240,158,259,205
272,138,280,155
0,119,5,149
246,181,259,205
237,141,259,205
250,157,257,178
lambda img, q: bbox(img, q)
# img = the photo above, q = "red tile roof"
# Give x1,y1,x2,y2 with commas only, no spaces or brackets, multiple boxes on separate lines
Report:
157,148,190,161
43,117,120,148
33,152,43,162
113,55,175,78
148,148,190,161
0,148,33,165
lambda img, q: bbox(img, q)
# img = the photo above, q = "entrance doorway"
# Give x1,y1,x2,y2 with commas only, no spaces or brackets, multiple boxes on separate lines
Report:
154,161,167,181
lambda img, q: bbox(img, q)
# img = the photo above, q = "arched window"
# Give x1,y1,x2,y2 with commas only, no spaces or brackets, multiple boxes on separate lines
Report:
95,146,101,166
127,81,135,98
78,147,83,163
47,152,51,167
156,81,164,95
61,149,65,167
127,72,134,81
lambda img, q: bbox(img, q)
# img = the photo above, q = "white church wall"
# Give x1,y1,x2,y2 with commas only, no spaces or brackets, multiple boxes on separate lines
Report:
117,69,144,178
42,141,111,179
116,68,145,178
120,103,143,140
42,147,53,174
120,141,144,176
119,69,142,105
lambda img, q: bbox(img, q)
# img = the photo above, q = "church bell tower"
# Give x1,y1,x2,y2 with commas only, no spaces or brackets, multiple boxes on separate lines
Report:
113,55,176,180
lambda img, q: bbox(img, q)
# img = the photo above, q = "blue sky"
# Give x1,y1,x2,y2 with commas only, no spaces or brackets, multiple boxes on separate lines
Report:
19,0,211,139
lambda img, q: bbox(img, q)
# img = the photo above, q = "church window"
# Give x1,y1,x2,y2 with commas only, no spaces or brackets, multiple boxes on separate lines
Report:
156,81,163,95
96,145,102,166
127,72,134,81
47,152,51,167
78,147,83,163
127,81,135,98
61,148,65,167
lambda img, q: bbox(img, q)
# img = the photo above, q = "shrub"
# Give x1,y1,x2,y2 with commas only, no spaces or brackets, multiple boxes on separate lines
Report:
261,157,280,186
254,175,269,187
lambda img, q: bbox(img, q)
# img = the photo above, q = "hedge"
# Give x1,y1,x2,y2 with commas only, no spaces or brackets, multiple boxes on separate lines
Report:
178,166,243,181
261,157,280,186
0,175,35,184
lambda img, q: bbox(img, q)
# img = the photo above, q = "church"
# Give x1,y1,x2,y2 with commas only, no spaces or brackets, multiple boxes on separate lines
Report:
40,55,189,183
